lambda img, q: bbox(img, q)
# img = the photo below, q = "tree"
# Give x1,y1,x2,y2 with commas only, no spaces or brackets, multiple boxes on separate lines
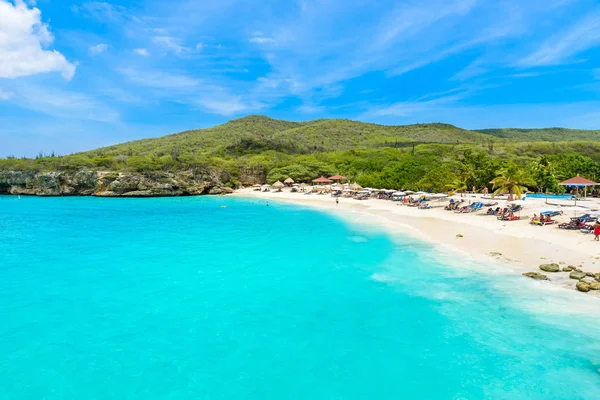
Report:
491,166,535,200
445,176,468,197
418,166,457,192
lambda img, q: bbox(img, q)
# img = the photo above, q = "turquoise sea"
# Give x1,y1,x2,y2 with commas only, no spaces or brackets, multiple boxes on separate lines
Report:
1,196,600,399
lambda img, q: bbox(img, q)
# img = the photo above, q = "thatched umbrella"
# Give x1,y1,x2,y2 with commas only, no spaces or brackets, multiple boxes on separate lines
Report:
283,178,294,186
272,180,285,189
350,183,362,191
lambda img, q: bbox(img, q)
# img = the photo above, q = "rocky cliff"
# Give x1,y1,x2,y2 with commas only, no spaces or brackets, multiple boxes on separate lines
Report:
0,171,234,197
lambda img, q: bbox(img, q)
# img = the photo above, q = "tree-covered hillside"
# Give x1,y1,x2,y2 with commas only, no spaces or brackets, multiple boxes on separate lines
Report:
85,115,493,158
1,115,599,194
476,128,600,142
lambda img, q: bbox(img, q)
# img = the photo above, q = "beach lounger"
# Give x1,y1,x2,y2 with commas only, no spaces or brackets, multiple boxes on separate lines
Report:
570,214,597,223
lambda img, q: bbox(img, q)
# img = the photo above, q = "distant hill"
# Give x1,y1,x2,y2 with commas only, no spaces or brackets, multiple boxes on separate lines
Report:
84,115,494,158
476,128,600,142
2,114,600,194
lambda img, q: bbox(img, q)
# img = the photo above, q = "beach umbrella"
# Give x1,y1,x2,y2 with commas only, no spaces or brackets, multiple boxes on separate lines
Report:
430,193,448,198
284,177,295,186
508,200,527,206
328,174,346,181
393,191,406,196
272,180,285,189
261,184,270,188
559,175,598,203
252,184,261,187
350,183,362,190
404,190,414,194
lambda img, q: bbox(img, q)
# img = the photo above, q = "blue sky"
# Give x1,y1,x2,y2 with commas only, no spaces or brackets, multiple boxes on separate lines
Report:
1,0,600,156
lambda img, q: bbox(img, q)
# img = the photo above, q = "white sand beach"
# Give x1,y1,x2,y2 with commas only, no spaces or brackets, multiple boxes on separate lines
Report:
235,188,600,293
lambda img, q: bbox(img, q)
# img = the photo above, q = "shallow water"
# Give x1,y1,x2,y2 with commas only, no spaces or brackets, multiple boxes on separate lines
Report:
1,196,599,399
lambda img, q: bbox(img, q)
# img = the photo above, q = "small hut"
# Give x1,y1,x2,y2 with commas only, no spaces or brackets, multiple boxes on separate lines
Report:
329,174,346,183
272,180,285,190
312,176,333,185
284,177,295,187
559,175,598,204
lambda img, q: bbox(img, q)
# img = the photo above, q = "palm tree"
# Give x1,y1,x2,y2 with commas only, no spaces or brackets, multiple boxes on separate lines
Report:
491,167,534,201
445,176,468,197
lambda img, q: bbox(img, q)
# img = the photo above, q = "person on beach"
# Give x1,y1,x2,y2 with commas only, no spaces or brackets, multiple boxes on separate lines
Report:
336,197,339,205
594,221,600,241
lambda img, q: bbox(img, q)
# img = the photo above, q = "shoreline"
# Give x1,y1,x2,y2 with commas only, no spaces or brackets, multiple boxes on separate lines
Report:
234,189,600,295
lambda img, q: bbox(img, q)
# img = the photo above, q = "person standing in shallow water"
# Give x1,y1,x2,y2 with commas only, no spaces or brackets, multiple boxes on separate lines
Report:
336,198,339,205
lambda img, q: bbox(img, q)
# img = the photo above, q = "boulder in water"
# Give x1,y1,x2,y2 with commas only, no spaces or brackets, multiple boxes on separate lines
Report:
523,272,549,281
589,282,600,291
539,263,560,273
576,281,591,292
562,266,574,272
570,271,587,280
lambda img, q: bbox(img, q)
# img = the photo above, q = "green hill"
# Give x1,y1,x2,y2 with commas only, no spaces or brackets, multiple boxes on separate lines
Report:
2,115,599,194
476,128,600,142
85,115,493,158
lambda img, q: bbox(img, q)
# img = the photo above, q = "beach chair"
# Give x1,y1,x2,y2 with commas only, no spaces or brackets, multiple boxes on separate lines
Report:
486,207,501,215
541,210,562,218
469,202,483,212
580,225,594,234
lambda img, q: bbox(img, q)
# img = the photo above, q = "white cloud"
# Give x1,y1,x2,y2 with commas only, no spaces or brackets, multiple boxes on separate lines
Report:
0,0,76,79
152,35,187,55
118,67,199,89
249,37,275,44
0,89,14,100
5,83,119,122
72,1,126,23
196,96,255,116
296,104,325,114
88,43,109,55
133,48,149,56
519,9,600,66
452,58,487,81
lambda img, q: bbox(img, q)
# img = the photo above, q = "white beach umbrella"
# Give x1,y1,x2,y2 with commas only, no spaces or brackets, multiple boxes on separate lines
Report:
404,190,414,194
430,193,448,198
393,191,406,196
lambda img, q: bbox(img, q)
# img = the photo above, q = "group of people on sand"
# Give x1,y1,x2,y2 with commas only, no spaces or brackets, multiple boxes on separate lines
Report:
529,213,556,225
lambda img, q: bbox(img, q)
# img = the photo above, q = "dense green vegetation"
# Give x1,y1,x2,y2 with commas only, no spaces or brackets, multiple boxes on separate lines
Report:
2,115,599,193
476,127,600,142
